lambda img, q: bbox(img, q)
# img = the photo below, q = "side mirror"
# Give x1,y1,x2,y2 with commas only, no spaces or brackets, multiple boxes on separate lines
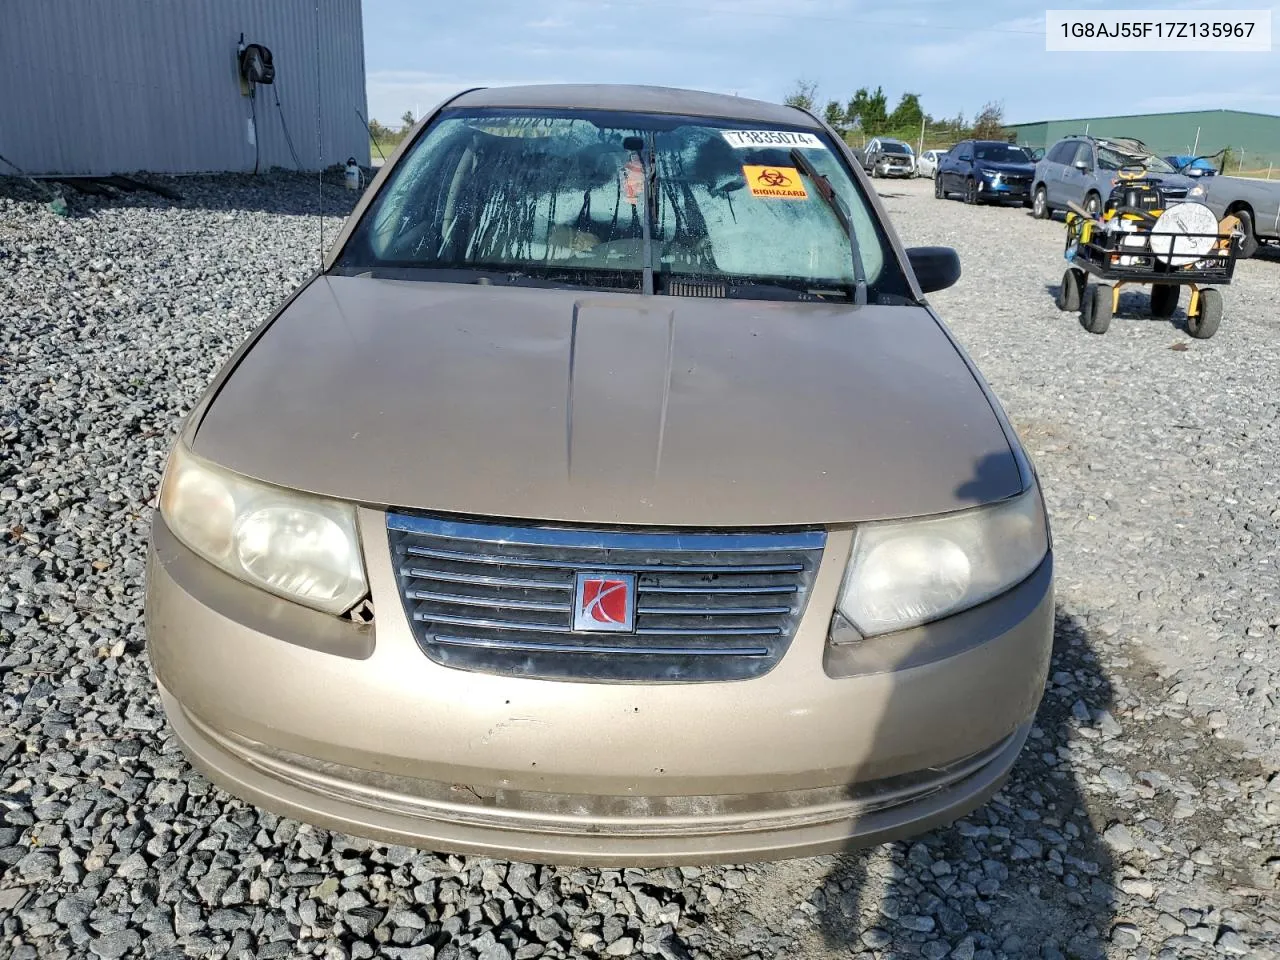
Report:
907,246,961,294
1073,160,1090,171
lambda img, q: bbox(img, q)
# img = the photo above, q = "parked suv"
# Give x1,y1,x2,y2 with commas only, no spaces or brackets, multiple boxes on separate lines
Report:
1032,135,1195,220
936,140,1035,205
863,137,916,178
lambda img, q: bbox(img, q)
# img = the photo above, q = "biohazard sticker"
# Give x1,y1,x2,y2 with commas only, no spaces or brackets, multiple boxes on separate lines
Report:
743,165,809,199
721,130,825,150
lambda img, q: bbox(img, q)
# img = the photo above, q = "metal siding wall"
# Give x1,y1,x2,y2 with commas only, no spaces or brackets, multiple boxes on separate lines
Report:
0,0,368,175
1008,122,1050,149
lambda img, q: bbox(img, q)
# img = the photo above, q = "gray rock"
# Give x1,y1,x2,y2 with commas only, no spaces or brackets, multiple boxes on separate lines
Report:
861,928,892,949
1103,823,1136,852
1215,930,1248,955
17,851,58,880
1112,923,1141,947
89,930,141,959
900,915,937,933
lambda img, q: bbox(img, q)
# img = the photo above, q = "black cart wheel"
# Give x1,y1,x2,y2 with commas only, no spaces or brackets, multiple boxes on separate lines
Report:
1056,268,1085,312
964,178,979,204
1081,284,1112,334
1032,185,1050,219
934,175,945,199
1150,283,1180,318
1188,288,1222,339
1233,209,1259,259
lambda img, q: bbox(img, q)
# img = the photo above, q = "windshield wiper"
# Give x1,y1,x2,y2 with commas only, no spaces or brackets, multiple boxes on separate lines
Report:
790,148,867,305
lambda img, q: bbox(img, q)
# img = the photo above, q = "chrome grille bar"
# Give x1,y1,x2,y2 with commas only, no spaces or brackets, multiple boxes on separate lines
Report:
388,513,824,552
403,545,805,574
636,604,792,616
641,584,798,595
434,635,772,657
400,566,575,590
417,611,568,632
636,626,783,637
407,590,571,613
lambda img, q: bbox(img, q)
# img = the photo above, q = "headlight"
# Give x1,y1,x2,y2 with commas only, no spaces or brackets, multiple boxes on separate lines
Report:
835,486,1049,638
1188,184,1206,199
159,444,368,615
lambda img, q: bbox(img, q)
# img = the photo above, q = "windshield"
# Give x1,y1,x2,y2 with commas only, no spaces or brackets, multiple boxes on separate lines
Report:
880,142,911,155
973,143,1030,163
336,108,906,303
1097,144,1176,173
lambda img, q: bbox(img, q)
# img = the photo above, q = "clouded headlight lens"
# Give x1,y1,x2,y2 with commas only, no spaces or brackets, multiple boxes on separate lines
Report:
159,444,368,615
836,487,1049,637
1188,184,1206,198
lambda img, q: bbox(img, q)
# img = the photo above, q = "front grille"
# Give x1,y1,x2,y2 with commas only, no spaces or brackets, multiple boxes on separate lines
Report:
387,514,825,682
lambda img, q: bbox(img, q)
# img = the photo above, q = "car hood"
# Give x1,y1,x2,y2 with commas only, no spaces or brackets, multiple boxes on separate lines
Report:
191,276,1020,527
977,161,1035,175
1151,172,1196,190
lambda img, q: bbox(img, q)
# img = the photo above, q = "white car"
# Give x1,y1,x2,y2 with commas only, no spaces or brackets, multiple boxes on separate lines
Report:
916,149,945,179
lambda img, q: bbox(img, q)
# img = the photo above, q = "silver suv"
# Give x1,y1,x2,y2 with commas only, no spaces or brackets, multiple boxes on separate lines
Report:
1032,135,1194,219
863,137,916,178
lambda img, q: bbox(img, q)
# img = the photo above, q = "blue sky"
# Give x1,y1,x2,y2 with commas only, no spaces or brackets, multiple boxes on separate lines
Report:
362,0,1280,128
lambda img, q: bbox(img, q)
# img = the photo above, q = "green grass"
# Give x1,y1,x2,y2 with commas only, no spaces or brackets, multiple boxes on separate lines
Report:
369,138,402,161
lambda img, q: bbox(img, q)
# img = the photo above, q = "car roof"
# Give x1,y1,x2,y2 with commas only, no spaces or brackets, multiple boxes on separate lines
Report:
448,84,820,128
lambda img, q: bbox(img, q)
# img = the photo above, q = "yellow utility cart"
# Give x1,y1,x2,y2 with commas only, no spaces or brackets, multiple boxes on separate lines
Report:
1055,177,1240,339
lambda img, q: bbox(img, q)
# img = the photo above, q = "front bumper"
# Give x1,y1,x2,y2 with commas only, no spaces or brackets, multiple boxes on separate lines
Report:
978,180,1030,199
146,511,1053,865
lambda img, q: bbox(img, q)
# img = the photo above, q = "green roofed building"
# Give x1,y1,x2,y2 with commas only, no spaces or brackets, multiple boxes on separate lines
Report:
1006,109,1280,175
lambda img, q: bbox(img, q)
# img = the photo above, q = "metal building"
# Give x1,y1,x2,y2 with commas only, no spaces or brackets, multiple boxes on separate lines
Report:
1007,109,1280,174
0,0,369,177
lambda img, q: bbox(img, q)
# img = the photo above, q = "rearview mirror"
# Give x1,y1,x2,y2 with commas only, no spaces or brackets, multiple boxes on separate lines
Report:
906,246,961,294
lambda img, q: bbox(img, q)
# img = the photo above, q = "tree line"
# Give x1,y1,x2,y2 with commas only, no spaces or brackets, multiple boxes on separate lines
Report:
368,85,1011,154
783,80,1008,147
367,111,419,151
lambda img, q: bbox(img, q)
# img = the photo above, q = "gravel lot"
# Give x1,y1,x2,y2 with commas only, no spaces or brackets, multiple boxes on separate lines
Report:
2,172,1279,960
